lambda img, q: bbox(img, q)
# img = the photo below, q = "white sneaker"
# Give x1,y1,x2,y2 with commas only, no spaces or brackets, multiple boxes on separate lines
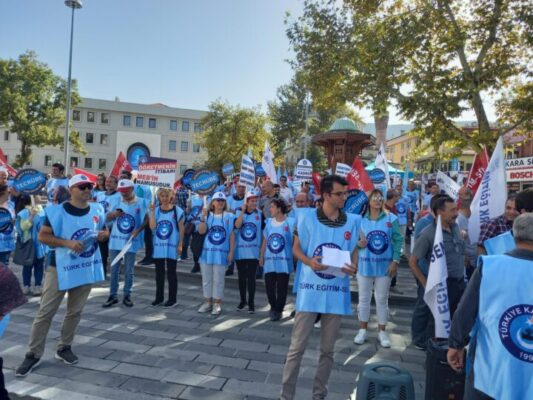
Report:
32,286,42,296
354,329,367,345
197,302,212,313
379,331,391,348
314,321,321,329
23,286,31,295
211,303,222,315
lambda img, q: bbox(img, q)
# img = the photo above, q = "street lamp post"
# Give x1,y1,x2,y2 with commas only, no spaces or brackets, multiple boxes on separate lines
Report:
303,92,309,159
63,0,83,172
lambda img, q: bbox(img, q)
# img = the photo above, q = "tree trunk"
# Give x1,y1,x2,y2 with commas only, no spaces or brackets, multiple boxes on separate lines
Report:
374,112,389,150
14,138,32,168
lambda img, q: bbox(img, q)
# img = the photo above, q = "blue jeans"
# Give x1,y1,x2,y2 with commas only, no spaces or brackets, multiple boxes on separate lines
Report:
22,257,45,287
108,250,136,297
0,252,10,267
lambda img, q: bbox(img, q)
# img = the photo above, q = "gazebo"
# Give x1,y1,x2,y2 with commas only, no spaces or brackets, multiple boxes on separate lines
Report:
312,117,375,171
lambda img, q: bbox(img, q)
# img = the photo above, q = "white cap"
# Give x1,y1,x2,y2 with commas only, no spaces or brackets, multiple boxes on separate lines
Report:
117,179,134,192
211,192,226,202
68,174,93,188
245,191,258,202
0,166,7,174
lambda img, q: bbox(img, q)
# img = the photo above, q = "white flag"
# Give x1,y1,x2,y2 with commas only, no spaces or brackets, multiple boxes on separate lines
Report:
436,171,461,200
375,143,391,189
261,140,277,184
468,136,506,244
424,215,451,338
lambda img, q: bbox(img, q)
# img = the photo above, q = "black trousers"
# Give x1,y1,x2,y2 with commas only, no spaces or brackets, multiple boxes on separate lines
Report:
99,239,109,276
191,232,203,266
236,259,258,306
264,272,290,312
154,258,177,302
144,225,153,259
0,357,8,400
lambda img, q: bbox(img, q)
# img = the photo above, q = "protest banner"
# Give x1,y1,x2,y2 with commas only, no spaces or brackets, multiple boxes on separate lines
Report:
335,162,351,178
222,163,234,177
295,159,312,181
343,189,368,215
261,140,277,183
436,171,461,200
13,169,47,195
181,168,195,190
136,156,177,189
191,169,220,195
239,154,255,187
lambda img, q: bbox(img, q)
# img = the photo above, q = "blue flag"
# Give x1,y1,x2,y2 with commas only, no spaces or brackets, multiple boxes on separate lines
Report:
276,166,281,182
402,163,410,194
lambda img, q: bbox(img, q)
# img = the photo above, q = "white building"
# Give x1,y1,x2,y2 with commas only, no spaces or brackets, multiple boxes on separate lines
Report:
1,97,207,175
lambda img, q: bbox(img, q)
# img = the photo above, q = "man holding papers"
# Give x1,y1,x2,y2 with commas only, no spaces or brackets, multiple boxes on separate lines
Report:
280,175,359,400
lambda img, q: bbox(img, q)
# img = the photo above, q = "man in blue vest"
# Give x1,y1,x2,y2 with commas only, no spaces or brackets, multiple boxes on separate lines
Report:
45,163,69,204
447,212,533,399
15,174,109,377
280,175,358,400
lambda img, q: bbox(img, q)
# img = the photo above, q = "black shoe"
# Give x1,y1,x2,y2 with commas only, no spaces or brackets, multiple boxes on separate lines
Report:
15,353,40,377
236,302,246,311
290,310,296,318
190,264,200,273
269,309,275,319
413,343,427,351
102,296,118,308
248,306,255,314
271,311,281,321
55,346,78,365
123,296,134,307
151,299,163,307
225,269,234,276
139,259,154,265
163,300,177,308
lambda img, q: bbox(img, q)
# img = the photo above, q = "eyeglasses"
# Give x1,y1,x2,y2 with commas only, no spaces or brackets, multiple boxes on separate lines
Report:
330,191,348,197
76,184,93,191
371,196,384,202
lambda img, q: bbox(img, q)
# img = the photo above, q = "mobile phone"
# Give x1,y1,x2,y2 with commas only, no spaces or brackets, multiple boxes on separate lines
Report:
116,208,124,213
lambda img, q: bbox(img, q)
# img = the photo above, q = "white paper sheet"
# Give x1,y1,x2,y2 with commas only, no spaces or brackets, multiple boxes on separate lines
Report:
321,247,351,277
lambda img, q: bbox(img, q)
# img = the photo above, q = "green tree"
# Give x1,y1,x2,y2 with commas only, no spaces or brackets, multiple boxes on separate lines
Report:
268,74,362,172
287,0,532,154
0,51,85,167
198,100,270,173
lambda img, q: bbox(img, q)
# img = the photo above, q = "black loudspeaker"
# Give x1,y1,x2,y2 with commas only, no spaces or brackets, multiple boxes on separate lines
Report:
425,338,465,400
356,362,415,400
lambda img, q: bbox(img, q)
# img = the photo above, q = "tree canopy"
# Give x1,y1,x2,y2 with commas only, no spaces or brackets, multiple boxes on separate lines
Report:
287,0,532,155
0,51,85,167
198,100,270,173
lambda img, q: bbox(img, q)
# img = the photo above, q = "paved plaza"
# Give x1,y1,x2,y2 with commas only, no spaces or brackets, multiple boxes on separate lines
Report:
2,259,426,400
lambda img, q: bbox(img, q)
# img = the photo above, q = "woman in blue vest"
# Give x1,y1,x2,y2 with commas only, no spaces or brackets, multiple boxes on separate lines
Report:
197,192,235,316
354,188,403,348
15,195,46,295
234,191,264,314
260,198,295,321
0,184,15,267
149,188,184,308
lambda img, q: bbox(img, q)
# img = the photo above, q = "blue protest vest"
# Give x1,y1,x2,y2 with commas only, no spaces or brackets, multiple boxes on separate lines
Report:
263,217,295,274
295,212,360,315
404,190,419,213
227,196,244,214
235,209,262,260
359,212,396,277
292,207,314,293
152,206,184,259
200,212,235,266
483,231,516,255
16,208,46,259
0,204,15,253
46,203,106,290
474,255,533,399
109,198,148,253
95,191,122,214
45,177,69,202
396,197,408,225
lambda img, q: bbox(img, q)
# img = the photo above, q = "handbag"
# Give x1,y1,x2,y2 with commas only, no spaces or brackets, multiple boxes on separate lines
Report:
13,237,35,266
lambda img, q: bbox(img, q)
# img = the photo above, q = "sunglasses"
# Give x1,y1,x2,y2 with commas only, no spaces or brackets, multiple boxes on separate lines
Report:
371,196,384,202
76,183,93,191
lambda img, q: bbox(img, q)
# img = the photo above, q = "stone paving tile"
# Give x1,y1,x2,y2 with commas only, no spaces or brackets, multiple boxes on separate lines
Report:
71,370,130,388
162,370,226,390
99,340,152,354
196,353,250,369
119,377,186,398
177,386,245,400
206,365,268,383
110,362,169,381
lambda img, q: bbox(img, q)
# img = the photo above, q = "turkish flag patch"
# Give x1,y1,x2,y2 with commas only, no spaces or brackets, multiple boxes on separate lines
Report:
344,231,351,240
386,222,393,228
284,225,289,232
256,215,260,221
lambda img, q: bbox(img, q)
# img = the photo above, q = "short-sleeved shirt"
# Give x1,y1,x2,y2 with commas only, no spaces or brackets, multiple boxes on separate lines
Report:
413,221,465,278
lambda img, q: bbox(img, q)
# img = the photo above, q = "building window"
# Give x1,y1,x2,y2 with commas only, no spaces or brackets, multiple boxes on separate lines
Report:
44,155,52,167
194,123,202,132
101,113,109,124
148,118,157,129
100,134,108,145
3,131,8,141
84,158,93,169
70,157,78,167
181,141,189,152
123,115,131,126
73,110,81,121
136,116,144,127
182,121,189,132
180,164,188,174
99,159,107,170
170,120,177,131
87,112,95,123
193,143,200,153
169,140,176,151
86,132,94,144
466,163,472,171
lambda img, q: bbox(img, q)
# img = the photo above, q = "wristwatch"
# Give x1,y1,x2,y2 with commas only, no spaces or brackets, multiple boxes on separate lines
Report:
393,260,400,265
